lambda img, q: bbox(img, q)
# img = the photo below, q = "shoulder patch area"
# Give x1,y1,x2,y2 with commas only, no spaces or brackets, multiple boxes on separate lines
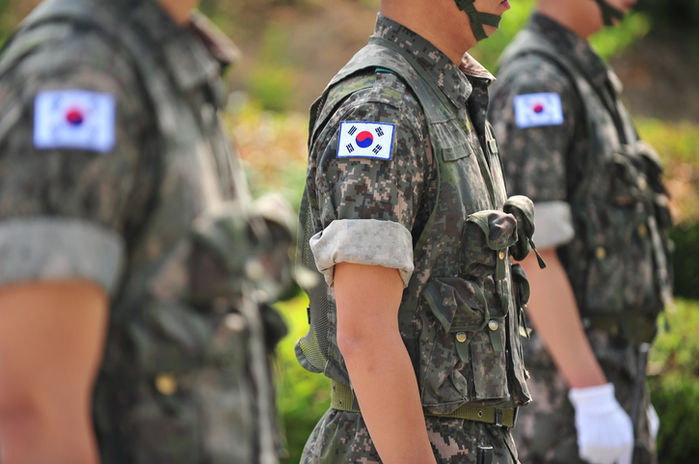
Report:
513,92,564,129
337,121,395,160
34,89,116,153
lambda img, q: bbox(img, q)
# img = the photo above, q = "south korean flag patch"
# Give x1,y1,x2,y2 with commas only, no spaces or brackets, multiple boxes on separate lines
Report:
33,89,116,153
337,121,395,160
513,92,564,129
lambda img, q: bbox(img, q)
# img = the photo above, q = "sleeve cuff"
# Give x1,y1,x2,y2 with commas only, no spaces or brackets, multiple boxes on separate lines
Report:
309,219,414,288
532,201,575,249
0,217,125,295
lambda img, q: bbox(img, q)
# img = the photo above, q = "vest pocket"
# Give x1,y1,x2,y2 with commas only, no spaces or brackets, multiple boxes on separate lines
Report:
580,147,663,314
122,301,255,461
420,276,509,411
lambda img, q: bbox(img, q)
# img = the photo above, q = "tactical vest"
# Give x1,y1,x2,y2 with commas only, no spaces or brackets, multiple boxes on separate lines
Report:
499,29,672,336
297,37,533,414
0,1,286,462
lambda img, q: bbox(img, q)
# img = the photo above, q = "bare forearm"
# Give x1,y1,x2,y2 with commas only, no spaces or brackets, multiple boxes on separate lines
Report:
0,280,107,464
335,263,436,464
522,249,606,388
0,404,98,464
342,332,436,464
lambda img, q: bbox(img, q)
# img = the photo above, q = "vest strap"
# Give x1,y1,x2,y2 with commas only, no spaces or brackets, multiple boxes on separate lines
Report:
330,381,518,427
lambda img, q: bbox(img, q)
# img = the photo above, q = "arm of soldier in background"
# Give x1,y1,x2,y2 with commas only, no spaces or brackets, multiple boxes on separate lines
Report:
334,263,438,464
0,280,108,464
521,249,633,464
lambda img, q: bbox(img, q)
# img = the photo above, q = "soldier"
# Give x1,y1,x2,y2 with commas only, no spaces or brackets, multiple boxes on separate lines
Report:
295,0,541,462
0,0,293,463
489,0,671,463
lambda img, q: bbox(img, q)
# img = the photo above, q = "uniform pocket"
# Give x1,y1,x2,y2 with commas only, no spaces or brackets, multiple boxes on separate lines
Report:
420,276,509,411
121,301,254,462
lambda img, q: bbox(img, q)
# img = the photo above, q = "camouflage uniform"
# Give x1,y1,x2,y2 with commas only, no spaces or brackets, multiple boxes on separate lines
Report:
296,15,536,463
0,0,291,462
489,13,672,464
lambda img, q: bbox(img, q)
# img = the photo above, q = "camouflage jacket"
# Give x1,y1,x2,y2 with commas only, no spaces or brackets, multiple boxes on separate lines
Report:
296,14,533,413
0,0,291,462
490,13,672,328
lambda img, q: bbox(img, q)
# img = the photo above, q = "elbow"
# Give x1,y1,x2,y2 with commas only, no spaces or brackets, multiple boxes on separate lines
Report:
0,392,42,438
336,326,366,362
337,320,397,364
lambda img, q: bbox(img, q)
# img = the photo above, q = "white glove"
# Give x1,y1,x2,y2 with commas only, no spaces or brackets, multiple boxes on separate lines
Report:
647,403,660,441
568,383,634,464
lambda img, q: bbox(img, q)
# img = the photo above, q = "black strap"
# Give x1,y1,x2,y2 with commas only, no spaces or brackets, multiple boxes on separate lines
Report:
594,0,625,26
455,0,502,41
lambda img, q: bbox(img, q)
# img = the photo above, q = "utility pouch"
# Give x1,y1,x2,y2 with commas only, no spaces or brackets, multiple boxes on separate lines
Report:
462,209,517,282
503,195,546,268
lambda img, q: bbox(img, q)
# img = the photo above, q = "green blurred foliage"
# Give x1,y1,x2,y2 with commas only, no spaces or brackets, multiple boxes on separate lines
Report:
648,299,699,463
637,119,699,167
248,25,298,112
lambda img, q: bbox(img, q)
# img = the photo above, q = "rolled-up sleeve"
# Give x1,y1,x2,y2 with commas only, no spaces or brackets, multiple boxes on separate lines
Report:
532,201,575,249
310,218,414,287
0,218,125,294
306,74,430,288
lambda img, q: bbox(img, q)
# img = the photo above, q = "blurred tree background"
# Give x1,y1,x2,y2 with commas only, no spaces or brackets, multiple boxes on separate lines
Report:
2,0,698,462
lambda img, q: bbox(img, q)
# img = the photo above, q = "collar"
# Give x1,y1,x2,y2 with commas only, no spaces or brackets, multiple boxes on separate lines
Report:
528,12,611,93
373,13,492,111
129,0,233,92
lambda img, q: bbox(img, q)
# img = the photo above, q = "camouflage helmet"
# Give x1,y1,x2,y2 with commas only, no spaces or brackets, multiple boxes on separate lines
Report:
593,0,625,26
454,0,502,41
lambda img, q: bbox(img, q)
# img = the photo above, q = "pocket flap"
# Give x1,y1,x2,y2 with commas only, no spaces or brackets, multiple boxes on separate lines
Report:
423,277,489,333
439,143,475,161
465,210,517,251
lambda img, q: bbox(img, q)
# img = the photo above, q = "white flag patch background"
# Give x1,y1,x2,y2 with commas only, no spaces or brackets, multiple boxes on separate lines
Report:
34,89,116,153
337,121,395,160
513,92,564,129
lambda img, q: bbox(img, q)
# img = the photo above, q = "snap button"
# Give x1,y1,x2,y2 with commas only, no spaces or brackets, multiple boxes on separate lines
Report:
477,409,484,418
638,177,648,191
595,247,606,260
637,224,648,238
498,250,506,260
225,313,247,332
488,320,499,331
456,332,467,343
155,373,177,396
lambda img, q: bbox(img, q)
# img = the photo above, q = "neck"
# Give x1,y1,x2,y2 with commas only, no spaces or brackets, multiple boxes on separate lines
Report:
536,1,601,40
380,2,476,65
156,0,197,25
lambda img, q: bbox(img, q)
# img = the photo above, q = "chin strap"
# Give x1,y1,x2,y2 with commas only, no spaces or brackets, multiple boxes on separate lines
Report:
594,0,625,26
454,0,502,41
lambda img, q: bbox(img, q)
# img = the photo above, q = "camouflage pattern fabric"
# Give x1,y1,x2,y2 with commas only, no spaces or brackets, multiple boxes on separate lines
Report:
0,0,291,462
298,14,531,462
302,409,519,464
489,13,666,464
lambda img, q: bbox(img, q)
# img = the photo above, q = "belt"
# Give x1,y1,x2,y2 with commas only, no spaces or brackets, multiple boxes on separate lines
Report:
582,314,657,344
330,380,518,428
